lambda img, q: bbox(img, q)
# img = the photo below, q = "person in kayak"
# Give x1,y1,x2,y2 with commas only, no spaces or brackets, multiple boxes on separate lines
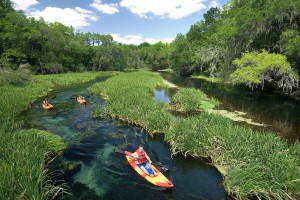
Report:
78,95,85,100
42,100,49,107
132,145,158,177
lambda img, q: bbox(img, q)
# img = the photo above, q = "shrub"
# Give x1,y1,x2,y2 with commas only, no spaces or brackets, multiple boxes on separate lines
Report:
44,63,64,74
0,64,31,86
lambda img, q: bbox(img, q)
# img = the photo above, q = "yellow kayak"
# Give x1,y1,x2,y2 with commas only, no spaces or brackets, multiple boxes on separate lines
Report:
42,104,53,110
125,151,173,188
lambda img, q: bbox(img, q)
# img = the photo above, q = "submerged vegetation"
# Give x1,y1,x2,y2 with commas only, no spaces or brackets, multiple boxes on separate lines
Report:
168,88,219,111
0,71,116,199
90,71,300,200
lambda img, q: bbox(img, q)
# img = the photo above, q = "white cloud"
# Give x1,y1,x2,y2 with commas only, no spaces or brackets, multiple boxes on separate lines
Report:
145,37,174,44
29,7,98,27
90,0,119,14
11,0,39,11
111,34,174,45
111,34,143,45
120,0,207,19
209,1,219,8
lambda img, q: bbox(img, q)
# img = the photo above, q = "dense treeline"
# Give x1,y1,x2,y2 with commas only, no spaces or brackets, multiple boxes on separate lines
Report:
0,0,169,76
1,0,300,91
170,0,300,91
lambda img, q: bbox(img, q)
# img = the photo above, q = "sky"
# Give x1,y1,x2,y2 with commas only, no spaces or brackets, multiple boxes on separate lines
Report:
11,0,229,45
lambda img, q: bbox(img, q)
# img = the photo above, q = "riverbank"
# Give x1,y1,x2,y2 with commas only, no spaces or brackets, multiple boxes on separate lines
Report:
0,71,118,199
90,71,300,200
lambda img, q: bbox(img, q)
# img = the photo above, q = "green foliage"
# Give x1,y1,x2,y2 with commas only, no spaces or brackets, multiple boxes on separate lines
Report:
230,50,299,91
166,113,300,199
0,64,31,86
0,129,65,199
44,63,64,74
168,88,218,111
0,3,172,74
90,71,172,135
169,0,300,93
169,34,193,75
137,41,170,71
25,129,67,153
94,106,106,118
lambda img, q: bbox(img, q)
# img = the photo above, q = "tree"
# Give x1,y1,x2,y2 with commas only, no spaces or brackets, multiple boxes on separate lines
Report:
230,50,299,92
169,34,193,75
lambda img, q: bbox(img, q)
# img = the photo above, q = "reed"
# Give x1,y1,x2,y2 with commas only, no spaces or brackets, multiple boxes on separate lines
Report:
0,129,66,199
90,71,172,135
166,113,300,199
90,71,300,200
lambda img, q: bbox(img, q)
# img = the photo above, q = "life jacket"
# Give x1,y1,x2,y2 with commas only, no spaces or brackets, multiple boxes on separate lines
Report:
135,149,147,164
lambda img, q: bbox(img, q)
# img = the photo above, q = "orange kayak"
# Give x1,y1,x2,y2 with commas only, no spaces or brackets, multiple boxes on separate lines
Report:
77,98,86,104
42,104,53,110
125,151,173,188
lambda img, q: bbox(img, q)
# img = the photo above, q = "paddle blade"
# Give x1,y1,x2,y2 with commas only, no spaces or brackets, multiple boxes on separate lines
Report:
115,148,126,155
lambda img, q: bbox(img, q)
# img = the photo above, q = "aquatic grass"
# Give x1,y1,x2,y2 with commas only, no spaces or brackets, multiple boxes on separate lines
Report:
90,71,172,135
90,70,300,200
166,113,300,199
0,129,66,199
168,88,219,112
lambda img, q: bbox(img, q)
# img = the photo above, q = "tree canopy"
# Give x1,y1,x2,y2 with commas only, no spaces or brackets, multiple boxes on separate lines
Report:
1,0,299,92
169,0,300,90
230,50,299,91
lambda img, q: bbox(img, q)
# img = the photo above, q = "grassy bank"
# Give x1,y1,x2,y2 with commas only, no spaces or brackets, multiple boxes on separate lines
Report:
168,88,219,111
90,71,172,135
0,71,117,199
90,71,300,200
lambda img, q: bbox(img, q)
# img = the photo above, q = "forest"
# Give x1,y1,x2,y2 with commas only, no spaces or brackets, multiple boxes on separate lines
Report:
0,0,299,91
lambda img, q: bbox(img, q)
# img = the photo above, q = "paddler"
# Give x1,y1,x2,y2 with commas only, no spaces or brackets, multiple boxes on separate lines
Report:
132,145,158,177
42,100,49,107
78,95,84,101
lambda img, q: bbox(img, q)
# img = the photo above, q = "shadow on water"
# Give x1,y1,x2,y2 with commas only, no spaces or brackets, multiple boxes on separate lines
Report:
160,71,300,141
20,78,228,200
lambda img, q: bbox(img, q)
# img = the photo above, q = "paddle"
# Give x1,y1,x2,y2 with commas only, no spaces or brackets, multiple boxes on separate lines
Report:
115,148,169,171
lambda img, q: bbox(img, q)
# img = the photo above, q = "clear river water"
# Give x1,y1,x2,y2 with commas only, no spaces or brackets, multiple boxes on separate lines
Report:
20,76,227,200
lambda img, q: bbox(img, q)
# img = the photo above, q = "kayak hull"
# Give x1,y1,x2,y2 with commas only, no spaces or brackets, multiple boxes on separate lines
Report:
125,151,173,188
42,104,53,110
77,98,86,104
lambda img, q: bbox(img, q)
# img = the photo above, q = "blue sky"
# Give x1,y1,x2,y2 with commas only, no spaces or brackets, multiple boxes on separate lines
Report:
12,0,229,44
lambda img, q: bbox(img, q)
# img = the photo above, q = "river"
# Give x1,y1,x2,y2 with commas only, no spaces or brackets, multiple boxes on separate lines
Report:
20,77,227,200
159,71,300,141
